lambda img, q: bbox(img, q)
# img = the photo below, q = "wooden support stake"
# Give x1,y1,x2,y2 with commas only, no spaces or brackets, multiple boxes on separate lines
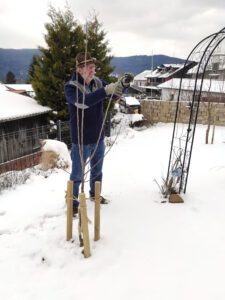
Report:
66,180,73,241
94,181,101,241
79,192,91,258
169,193,184,203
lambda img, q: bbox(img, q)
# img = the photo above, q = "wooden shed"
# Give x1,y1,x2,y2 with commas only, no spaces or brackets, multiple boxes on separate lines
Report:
0,84,52,173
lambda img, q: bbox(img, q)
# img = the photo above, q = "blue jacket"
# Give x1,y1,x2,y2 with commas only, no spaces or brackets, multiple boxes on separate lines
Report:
64,72,107,145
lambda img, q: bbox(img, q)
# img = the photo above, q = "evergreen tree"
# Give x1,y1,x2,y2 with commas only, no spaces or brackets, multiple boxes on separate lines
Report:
29,6,114,120
81,13,115,113
5,71,16,83
30,6,85,120
27,55,39,83
85,13,114,82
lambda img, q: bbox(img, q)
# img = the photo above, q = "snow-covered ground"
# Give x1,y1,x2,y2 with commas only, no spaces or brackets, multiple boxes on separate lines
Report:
1,122,225,300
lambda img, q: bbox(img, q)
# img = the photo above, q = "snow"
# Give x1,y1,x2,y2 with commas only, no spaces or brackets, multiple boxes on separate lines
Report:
42,139,72,169
129,113,144,123
146,64,184,79
111,112,143,128
5,84,34,92
1,122,225,300
0,84,51,121
124,96,140,106
133,70,152,81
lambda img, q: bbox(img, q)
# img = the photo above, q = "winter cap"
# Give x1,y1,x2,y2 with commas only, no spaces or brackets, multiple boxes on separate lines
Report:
76,52,97,67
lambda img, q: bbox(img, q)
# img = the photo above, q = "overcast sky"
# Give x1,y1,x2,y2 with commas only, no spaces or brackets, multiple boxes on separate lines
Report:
0,0,225,58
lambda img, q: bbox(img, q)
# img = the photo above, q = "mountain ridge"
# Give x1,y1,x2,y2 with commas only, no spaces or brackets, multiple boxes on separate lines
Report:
0,48,186,82
111,54,185,75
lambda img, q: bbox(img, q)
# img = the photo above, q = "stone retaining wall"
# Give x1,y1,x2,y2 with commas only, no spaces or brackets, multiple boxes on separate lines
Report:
141,100,225,125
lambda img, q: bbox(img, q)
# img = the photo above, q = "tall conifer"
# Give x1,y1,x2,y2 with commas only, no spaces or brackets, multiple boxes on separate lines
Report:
85,13,113,81
5,71,16,84
30,6,84,120
30,6,114,120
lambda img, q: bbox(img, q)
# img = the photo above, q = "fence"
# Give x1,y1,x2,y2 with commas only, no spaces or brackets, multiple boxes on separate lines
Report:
0,121,71,169
0,120,71,191
0,114,111,192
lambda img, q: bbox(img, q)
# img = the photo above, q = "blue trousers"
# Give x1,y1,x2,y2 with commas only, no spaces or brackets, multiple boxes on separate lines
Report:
70,140,105,207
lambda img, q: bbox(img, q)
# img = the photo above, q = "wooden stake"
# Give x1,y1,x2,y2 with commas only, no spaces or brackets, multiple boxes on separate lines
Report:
169,193,184,203
79,192,91,258
94,181,101,241
66,180,73,241
211,124,215,144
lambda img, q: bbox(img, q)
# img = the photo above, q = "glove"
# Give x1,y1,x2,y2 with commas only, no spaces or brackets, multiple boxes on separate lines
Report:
105,81,123,97
120,73,134,88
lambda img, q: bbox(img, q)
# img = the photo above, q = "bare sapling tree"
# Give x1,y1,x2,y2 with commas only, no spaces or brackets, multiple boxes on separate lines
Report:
77,58,133,192
75,39,133,249
204,77,218,145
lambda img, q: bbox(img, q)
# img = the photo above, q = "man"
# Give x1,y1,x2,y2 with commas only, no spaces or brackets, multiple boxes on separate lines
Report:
64,52,123,215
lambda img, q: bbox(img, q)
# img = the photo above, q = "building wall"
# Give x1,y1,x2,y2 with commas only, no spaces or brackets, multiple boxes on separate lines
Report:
133,79,146,87
0,151,41,174
141,99,225,126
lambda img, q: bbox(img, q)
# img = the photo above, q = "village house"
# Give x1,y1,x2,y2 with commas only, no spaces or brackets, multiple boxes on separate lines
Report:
187,51,225,80
133,70,153,88
158,78,225,102
132,62,196,99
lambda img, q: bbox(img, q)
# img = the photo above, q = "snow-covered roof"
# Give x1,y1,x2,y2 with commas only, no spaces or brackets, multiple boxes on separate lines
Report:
147,64,184,79
5,84,34,92
158,78,225,93
0,84,51,122
161,64,183,68
124,96,140,106
139,85,160,90
134,70,152,81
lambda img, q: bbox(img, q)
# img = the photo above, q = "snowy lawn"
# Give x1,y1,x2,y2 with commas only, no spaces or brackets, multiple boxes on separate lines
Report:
1,123,225,300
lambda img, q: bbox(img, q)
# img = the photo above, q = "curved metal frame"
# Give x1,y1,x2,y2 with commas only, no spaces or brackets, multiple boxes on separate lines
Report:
165,27,225,196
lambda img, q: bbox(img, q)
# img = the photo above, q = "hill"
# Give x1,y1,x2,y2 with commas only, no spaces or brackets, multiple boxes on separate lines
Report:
111,55,185,75
0,48,40,82
0,49,185,82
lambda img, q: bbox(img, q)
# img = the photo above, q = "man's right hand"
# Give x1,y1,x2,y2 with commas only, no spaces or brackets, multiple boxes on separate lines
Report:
105,82,123,97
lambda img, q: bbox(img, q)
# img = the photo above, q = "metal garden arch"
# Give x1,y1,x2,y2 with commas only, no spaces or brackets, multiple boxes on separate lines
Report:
165,27,225,198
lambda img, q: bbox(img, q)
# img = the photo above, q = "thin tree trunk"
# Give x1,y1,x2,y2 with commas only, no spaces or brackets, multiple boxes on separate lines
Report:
205,101,211,144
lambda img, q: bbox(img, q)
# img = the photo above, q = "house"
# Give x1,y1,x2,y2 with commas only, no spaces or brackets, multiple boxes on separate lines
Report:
124,84,144,97
187,52,225,80
133,70,153,88
158,78,225,102
133,62,196,98
0,84,52,173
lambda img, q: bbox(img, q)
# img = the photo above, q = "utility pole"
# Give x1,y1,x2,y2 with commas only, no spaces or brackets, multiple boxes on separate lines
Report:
151,50,153,98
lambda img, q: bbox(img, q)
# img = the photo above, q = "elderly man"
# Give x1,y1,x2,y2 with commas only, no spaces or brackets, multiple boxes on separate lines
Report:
64,52,123,215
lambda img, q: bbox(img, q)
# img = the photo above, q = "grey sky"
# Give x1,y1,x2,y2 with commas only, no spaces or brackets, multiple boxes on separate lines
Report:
0,0,225,58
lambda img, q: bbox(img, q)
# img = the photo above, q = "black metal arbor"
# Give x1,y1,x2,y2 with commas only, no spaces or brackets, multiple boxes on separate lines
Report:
164,27,225,197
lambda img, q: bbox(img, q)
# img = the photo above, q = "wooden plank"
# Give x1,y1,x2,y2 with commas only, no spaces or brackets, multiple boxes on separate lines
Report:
66,180,73,241
80,193,91,258
94,181,101,241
